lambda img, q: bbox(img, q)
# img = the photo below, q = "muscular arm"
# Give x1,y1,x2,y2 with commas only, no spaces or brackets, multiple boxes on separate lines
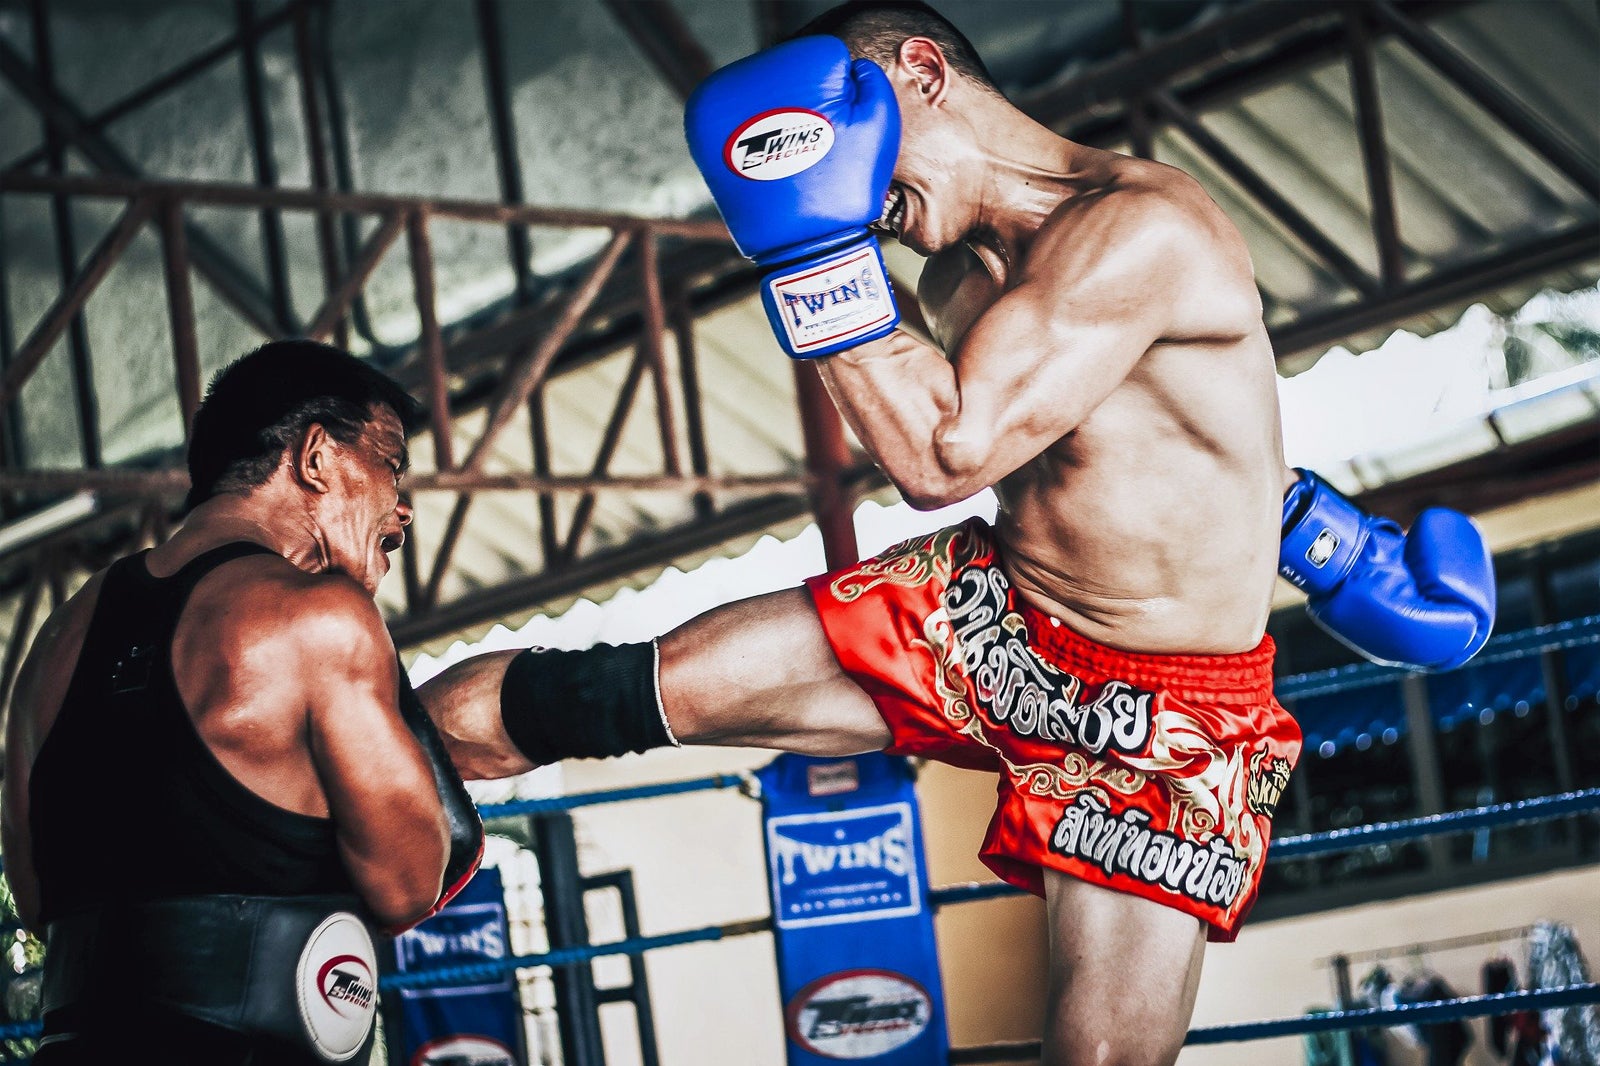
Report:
3,613,68,931
297,582,450,927
416,651,533,781
2,575,102,932
817,193,1214,509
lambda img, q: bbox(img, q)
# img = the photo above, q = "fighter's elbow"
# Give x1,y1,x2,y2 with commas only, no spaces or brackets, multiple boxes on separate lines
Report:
367,886,439,931
898,436,988,510
361,840,448,929
900,482,972,511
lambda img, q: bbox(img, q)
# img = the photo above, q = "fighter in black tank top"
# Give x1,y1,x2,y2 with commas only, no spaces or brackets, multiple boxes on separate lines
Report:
29,542,355,923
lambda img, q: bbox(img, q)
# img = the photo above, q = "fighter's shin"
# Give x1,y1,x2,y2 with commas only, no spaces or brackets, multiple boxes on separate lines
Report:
498,641,679,764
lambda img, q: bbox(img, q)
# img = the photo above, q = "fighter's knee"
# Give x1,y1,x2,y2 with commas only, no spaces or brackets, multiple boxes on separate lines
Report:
1043,1038,1181,1066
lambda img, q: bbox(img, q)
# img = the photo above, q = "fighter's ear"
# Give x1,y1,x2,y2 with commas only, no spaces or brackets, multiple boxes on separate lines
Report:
895,37,953,107
293,422,335,495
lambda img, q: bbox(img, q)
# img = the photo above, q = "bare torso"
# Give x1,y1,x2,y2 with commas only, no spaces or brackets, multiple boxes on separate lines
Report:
915,152,1285,654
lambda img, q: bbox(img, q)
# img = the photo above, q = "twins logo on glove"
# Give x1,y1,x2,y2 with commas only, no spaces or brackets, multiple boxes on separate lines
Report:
724,108,836,179
687,36,903,359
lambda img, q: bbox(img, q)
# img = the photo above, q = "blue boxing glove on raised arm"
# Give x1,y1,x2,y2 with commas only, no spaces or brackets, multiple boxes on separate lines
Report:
1279,469,1496,671
685,36,902,359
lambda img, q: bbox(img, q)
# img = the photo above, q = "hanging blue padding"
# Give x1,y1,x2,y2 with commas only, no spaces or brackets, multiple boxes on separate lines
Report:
1428,656,1545,732
1565,642,1600,702
1284,640,1600,757
1286,680,1406,757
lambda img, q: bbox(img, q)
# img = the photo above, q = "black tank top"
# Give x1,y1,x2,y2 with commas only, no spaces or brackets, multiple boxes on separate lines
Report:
30,543,355,924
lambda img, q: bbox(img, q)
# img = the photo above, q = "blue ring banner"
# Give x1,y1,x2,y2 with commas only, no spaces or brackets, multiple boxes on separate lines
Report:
759,752,952,1065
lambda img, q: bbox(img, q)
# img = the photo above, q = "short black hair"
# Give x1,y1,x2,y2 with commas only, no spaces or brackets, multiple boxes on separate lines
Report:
186,340,424,510
795,1,999,95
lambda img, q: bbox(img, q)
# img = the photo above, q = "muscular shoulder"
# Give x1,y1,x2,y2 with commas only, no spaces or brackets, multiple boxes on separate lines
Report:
203,559,394,676
1033,159,1262,336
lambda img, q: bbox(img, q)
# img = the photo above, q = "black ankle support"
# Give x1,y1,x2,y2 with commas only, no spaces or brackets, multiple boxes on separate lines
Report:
499,642,675,764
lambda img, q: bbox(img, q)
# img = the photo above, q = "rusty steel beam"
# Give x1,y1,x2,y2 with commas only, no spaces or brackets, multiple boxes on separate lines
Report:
527,384,560,564
399,492,423,615
305,210,406,341
0,38,284,338
601,0,714,101
1,196,155,412
458,229,634,473
1270,221,1600,358
1020,2,1344,128
30,0,102,471
1120,0,1155,161
754,0,789,48
794,362,859,570
0,172,734,242
292,0,348,350
158,198,202,433
387,464,887,650
1150,89,1377,297
406,210,455,471
3,3,299,173
474,0,536,305
638,233,683,478
669,296,714,520
562,346,653,562
886,270,935,347
0,467,813,496
236,0,295,332
1345,8,1404,292
1371,0,1597,198
422,495,471,612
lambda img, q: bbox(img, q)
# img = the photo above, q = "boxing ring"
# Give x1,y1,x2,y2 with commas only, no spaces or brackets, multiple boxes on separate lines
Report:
1,614,1598,1062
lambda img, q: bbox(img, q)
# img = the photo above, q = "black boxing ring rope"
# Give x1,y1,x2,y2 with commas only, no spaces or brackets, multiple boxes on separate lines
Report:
0,616,1597,1056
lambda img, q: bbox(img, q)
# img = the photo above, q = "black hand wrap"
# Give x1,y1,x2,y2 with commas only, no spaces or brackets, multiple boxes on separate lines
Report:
499,641,678,764
395,660,485,933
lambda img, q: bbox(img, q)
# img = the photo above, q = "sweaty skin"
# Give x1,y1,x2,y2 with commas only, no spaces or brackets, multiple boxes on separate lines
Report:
2,409,448,932
422,33,1298,1066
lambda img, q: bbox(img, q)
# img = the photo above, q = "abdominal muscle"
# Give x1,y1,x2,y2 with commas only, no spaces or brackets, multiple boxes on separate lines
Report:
991,344,1283,656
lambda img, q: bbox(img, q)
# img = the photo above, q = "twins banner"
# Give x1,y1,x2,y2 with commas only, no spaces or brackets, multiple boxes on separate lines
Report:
758,752,950,1065
390,866,526,1066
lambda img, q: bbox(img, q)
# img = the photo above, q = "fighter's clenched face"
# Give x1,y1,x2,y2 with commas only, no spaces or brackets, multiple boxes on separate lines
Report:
873,36,987,258
299,405,412,596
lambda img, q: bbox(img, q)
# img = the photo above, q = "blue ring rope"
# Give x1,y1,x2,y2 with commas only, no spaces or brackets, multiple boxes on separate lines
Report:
381,924,729,991
0,1020,35,1041
1269,786,1600,859
468,614,1600,820
951,984,1600,1060
1186,982,1600,1045
929,787,1600,906
1274,613,1600,701
388,788,1600,989
0,983,1588,1054
475,772,748,821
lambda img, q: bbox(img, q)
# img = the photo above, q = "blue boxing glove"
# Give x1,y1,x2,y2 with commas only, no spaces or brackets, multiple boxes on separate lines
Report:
686,36,902,358
1279,469,1496,670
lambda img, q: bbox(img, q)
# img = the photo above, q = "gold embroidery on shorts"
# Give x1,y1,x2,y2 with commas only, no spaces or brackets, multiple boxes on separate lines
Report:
828,524,976,603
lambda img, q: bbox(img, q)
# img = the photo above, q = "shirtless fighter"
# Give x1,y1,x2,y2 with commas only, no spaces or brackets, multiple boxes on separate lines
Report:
421,4,1494,1063
3,341,481,1065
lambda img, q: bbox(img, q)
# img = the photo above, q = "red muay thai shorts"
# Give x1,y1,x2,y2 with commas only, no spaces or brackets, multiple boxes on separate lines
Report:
804,517,1302,941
